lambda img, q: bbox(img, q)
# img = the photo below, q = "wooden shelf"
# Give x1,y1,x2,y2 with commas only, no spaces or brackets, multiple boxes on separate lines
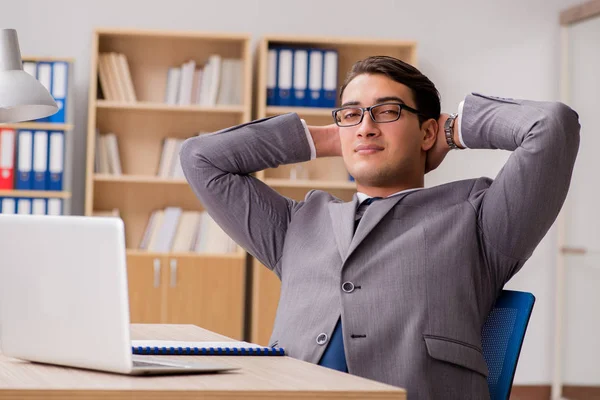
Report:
94,174,188,185
126,249,245,260
0,190,71,199
96,100,245,114
265,178,355,190
265,106,333,117
95,27,250,41
22,55,76,63
0,122,74,131
262,34,417,48
86,28,252,339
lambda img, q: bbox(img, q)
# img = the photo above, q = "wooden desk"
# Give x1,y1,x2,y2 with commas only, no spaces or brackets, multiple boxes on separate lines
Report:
0,324,406,399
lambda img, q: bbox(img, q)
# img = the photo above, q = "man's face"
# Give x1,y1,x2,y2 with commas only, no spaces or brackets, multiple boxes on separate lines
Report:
338,73,427,189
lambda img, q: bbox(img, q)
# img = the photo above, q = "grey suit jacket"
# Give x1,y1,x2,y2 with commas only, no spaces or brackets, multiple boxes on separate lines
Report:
180,93,580,399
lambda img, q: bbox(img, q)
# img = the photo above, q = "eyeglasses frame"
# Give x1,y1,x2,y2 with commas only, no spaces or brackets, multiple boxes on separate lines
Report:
331,102,422,127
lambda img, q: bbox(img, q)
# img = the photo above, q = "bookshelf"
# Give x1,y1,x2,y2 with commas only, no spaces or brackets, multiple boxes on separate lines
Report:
0,56,74,216
84,28,252,340
250,35,417,345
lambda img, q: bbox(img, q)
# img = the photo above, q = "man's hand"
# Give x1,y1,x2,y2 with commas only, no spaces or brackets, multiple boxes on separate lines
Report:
425,113,463,173
308,123,342,158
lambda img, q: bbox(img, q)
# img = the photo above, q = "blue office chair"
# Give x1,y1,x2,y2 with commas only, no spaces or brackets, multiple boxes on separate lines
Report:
481,290,535,400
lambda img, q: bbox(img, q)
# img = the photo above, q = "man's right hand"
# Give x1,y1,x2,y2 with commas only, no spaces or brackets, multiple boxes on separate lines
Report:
308,123,342,158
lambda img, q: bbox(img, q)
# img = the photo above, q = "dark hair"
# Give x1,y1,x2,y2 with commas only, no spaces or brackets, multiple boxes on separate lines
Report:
339,56,440,126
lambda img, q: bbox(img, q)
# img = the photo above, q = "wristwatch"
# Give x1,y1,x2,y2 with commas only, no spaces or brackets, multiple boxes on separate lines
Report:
444,113,461,150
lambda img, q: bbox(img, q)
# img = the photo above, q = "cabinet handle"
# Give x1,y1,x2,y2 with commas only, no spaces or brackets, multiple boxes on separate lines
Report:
170,259,177,287
153,258,161,288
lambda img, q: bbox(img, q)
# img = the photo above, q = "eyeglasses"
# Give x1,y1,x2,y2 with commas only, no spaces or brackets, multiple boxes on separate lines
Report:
332,102,421,127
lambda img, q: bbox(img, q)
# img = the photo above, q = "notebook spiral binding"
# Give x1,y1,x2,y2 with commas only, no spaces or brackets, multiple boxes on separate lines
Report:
132,346,286,356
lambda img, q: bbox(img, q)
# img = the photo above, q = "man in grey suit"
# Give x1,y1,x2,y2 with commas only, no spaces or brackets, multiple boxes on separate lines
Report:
180,56,580,399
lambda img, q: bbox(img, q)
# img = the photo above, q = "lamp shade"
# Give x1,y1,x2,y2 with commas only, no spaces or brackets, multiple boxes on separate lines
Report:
0,29,57,123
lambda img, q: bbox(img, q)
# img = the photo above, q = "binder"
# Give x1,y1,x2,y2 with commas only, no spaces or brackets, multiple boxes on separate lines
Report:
32,198,46,215
307,49,323,108
277,48,293,106
322,50,338,108
47,131,65,191
48,61,68,123
46,198,62,215
266,48,278,106
32,131,48,190
36,62,53,122
22,61,37,78
292,48,308,107
16,130,33,190
17,198,32,215
131,340,285,356
0,198,16,214
0,129,15,190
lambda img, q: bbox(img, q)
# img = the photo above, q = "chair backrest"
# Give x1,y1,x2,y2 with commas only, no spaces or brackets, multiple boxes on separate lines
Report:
481,290,535,400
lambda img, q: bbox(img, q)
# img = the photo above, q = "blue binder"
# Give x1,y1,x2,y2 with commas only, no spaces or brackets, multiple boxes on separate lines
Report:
32,198,47,215
266,47,279,106
47,130,65,191
35,62,53,123
276,48,294,106
0,197,16,214
308,49,323,108
16,198,32,215
15,130,33,190
321,49,338,108
46,198,62,215
48,61,68,123
32,130,48,190
292,48,308,107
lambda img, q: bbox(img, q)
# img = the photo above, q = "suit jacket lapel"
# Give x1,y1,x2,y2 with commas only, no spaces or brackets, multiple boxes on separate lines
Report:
346,194,407,259
328,195,358,262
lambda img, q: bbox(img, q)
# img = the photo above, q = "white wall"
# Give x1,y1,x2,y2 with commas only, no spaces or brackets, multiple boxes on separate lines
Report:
0,0,584,385
562,14,600,385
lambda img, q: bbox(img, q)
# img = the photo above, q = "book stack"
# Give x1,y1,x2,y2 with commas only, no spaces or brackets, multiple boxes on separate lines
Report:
97,52,137,102
165,55,243,106
94,132,122,175
156,138,185,179
140,208,238,254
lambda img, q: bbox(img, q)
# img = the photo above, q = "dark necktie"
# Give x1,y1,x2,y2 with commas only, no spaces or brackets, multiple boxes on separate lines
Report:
354,197,381,232
318,197,381,373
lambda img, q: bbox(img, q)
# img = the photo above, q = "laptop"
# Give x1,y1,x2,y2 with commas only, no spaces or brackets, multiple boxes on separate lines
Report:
0,213,237,375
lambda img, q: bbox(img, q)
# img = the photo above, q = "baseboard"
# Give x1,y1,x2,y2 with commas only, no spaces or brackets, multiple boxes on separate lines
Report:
511,385,600,400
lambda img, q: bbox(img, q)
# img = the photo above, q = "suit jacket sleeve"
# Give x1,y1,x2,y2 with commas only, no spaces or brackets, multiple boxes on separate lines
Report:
462,93,580,283
179,113,312,277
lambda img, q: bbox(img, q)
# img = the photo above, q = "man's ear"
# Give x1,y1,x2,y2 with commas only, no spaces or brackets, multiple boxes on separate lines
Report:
421,118,438,152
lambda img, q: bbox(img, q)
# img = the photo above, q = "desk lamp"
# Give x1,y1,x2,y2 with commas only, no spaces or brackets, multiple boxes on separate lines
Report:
0,28,57,123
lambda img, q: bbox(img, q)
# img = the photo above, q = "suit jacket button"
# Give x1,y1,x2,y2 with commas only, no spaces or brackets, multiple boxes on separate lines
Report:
316,333,328,345
342,281,355,293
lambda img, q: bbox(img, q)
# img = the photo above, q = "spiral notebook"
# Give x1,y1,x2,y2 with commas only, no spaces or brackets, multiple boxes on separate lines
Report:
131,340,285,356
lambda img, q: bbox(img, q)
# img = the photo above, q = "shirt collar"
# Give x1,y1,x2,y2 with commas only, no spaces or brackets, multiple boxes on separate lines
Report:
356,187,423,205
